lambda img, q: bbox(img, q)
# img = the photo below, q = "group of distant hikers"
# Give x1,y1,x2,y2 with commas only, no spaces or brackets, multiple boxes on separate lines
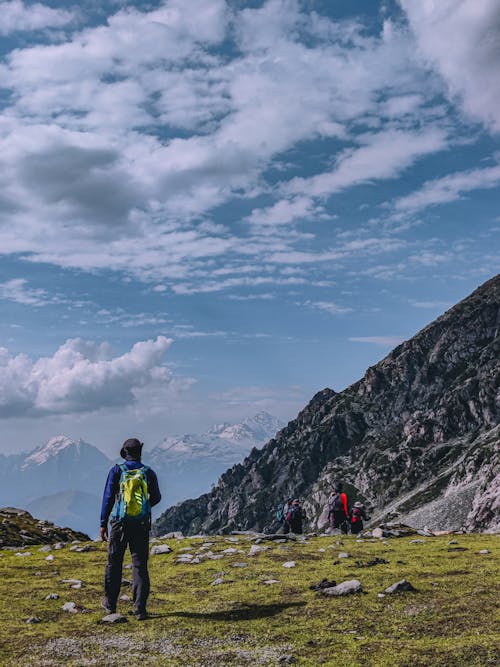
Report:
275,482,369,536
99,438,369,621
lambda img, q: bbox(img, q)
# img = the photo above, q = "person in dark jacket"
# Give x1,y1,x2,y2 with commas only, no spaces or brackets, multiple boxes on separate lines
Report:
328,481,349,534
100,438,161,620
285,498,306,534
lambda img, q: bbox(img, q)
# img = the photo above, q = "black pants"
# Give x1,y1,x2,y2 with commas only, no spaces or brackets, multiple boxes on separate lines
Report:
329,510,348,534
104,520,150,613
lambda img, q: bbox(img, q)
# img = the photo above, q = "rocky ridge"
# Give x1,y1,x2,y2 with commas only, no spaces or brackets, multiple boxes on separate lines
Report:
154,275,500,536
0,508,90,547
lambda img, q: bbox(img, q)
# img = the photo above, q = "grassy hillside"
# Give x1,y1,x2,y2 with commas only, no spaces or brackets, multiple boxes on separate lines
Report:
1,532,498,666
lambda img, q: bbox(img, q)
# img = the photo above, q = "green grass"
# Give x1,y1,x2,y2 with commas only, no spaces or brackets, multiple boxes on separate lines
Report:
0,533,498,666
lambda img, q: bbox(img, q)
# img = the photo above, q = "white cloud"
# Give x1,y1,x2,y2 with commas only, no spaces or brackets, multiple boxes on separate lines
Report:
399,0,500,132
305,300,353,315
0,0,75,35
410,300,453,309
0,336,175,417
0,0,455,290
349,336,405,346
0,278,54,306
284,128,448,198
393,165,500,214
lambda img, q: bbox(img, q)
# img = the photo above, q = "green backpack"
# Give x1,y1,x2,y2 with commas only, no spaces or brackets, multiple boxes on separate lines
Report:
111,464,151,523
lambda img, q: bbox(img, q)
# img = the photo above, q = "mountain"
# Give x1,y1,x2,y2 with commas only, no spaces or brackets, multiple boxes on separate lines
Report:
0,413,283,533
154,275,500,536
0,436,111,536
25,491,101,540
148,412,284,510
0,507,89,547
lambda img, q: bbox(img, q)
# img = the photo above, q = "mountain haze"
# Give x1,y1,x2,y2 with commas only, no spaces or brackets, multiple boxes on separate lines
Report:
154,275,500,536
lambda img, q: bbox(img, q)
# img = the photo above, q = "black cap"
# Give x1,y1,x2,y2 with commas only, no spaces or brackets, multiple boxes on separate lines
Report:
120,438,144,459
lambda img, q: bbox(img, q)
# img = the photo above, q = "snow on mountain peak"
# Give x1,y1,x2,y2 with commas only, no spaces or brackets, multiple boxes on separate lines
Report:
22,435,79,468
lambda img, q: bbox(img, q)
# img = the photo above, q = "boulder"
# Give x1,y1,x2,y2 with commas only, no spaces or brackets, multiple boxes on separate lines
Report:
321,580,362,596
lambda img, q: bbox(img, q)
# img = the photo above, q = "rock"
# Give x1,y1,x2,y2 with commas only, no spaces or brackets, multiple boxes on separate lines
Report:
409,539,426,544
448,540,458,545
45,593,59,600
248,545,268,556
372,528,383,539
310,578,337,591
70,544,96,553
150,544,172,555
212,578,225,585
158,532,184,539
417,529,434,537
15,552,32,557
377,593,386,598
39,545,52,552
62,579,82,586
53,543,65,550
222,547,240,554
232,563,248,568
278,655,297,665
282,561,296,568
45,554,55,561
71,582,82,590
337,552,350,558
321,580,362,596
262,579,280,585
120,594,131,601
62,602,79,613
478,549,490,554
384,579,417,594
101,613,128,624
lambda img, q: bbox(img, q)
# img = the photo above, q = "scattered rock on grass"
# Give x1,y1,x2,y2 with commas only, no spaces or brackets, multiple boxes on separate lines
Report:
150,544,172,555
101,613,128,624
248,545,268,556
45,593,59,600
478,549,490,555
282,561,296,568
310,578,337,591
62,602,80,613
321,580,362,597
338,552,350,558
25,616,41,623
384,579,417,594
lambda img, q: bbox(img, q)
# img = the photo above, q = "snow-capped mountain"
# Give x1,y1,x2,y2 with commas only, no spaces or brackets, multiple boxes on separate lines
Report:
0,412,284,532
147,412,284,509
150,412,283,464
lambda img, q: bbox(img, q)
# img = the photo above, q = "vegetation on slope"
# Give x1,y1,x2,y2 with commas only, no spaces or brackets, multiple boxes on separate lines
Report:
0,532,498,666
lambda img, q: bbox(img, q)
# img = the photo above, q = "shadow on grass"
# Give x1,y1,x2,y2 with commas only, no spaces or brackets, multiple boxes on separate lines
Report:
170,601,306,622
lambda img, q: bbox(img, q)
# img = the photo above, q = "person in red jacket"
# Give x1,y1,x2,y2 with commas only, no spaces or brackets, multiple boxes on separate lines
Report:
327,481,349,534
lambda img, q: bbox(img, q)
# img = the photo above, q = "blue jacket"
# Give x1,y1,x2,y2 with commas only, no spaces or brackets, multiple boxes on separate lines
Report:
100,460,161,527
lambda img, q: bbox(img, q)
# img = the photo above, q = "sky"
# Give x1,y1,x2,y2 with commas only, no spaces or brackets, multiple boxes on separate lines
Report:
0,0,499,457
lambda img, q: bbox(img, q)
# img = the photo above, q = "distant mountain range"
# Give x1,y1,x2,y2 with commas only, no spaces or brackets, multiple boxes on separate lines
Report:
0,412,283,537
155,275,500,536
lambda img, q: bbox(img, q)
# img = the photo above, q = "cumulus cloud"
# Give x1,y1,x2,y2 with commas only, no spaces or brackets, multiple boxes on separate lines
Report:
0,0,76,35
399,0,500,132
0,336,174,417
0,0,462,291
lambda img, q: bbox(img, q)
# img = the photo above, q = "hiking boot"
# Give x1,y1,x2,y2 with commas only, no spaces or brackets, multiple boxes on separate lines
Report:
101,597,116,614
135,610,148,621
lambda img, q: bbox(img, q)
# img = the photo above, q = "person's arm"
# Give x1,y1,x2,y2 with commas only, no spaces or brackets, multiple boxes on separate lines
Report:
100,465,119,540
147,468,161,507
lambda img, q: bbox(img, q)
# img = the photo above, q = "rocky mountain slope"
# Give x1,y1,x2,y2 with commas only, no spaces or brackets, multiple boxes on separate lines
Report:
0,507,89,547
154,274,500,536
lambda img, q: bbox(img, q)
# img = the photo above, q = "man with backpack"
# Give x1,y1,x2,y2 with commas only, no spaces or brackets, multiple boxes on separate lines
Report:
100,438,161,621
327,482,349,534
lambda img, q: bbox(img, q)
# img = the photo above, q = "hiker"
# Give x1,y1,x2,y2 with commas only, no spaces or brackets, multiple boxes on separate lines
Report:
285,498,306,534
350,501,369,535
275,497,292,533
328,482,349,534
100,438,161,621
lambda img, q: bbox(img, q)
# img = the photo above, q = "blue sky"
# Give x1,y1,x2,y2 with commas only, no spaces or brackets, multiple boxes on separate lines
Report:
0,0,498,456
